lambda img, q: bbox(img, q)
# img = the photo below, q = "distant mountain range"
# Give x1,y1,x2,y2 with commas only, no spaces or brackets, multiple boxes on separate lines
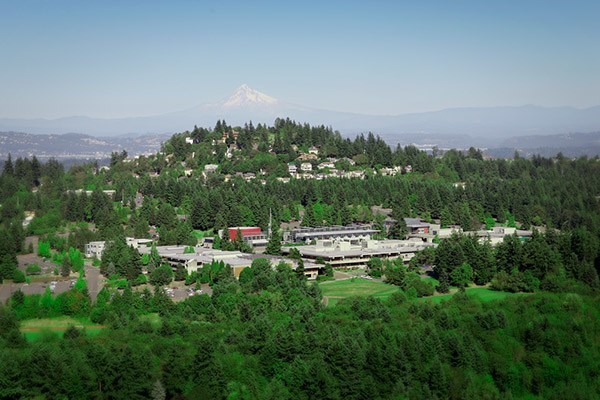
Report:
1,84,600,157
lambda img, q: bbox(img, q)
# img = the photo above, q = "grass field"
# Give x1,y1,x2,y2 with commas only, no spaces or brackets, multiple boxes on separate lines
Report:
320,279,525,306
320,278,400,306
20,316,105,341
193,229,214,239
416,286,526,303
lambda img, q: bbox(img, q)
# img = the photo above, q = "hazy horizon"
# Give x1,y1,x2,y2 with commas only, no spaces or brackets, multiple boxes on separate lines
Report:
2,1,599,119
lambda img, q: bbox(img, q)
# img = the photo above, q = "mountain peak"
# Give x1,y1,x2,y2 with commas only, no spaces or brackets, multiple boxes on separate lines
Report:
220,84,278,107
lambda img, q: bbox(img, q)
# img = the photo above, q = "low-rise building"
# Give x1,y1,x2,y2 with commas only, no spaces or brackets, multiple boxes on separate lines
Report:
281,238,436,268
138,245,321,279
85,237,154,259
85,241,106,259
288,224,379,243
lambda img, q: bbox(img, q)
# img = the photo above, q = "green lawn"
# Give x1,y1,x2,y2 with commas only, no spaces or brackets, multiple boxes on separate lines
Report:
320,278,400,305
416,286,527,303
193,229,213,239
320,279,524,306
20,316,105,341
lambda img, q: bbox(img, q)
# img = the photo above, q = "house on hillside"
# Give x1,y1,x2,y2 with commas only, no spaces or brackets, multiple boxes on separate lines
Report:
318,161,335,169
204,164,218,174
300,162,313,172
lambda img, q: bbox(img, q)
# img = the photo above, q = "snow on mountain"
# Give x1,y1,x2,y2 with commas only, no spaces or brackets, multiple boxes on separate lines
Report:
218,84,278,107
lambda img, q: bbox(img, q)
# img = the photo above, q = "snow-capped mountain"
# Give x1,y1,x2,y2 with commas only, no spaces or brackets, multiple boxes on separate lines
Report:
218,84,279,107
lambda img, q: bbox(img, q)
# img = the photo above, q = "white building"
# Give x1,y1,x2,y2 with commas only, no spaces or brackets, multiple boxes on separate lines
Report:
204,164,219,174
85,241,106,259
300,162,313,172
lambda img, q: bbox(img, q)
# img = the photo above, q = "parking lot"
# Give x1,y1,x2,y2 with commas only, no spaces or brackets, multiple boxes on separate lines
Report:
0,278,73,304
160,283,213,301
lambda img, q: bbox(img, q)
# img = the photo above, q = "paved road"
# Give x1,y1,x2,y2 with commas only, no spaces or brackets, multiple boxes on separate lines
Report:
84,265,103,302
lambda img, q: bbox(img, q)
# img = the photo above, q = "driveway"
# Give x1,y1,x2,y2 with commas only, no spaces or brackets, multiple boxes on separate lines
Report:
84,265,103,302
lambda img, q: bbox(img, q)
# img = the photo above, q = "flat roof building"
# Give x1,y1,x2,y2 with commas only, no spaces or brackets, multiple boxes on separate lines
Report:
288,224,379,243
138,245,321,279
281,238,436,268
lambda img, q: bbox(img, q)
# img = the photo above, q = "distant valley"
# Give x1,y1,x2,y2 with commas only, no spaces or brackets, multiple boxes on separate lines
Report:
0,132,170,160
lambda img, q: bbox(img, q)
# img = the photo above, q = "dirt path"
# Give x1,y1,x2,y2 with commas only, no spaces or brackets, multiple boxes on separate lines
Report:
21,325,105,332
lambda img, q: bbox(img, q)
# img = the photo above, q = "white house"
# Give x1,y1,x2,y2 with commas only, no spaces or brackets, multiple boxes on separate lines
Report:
185,137,194,145
204,164,219,174
300,162,313,172
318,161,335,169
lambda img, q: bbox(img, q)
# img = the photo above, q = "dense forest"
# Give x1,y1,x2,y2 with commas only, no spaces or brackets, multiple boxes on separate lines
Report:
0,118,599,398
1,259,599,399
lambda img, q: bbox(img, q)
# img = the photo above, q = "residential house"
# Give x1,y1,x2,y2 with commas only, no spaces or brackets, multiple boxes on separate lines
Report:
318,161,335,169
300,162,313,172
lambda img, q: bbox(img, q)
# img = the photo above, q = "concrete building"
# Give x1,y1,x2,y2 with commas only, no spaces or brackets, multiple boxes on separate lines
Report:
281,238,436,268
85,241,106,259
84,237,153,259
138,245,321,279
287,224,379,243
475,226,533,245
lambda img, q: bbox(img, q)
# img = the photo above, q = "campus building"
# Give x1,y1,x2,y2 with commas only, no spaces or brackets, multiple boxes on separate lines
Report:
281,238,436,268
137,245,321,280
84,237,153,259
287,224,379,243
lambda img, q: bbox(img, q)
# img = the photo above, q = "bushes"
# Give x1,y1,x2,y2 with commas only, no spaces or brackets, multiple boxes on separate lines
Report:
25,264,41,275
37,240,51,258
490,270,540,293
12,269,26,283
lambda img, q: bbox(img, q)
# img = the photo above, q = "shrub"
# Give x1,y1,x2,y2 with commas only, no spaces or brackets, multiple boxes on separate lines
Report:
26,264,42,275
12,269,26,283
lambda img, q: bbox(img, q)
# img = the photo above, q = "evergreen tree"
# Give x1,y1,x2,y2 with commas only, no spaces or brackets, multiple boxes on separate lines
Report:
265,224,282,255
3,153,13,176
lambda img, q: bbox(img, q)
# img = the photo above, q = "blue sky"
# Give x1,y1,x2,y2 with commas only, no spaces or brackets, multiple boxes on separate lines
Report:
1,0,599,118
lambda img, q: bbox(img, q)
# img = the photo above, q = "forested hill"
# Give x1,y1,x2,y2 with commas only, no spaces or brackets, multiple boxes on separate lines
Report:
162,118,398,168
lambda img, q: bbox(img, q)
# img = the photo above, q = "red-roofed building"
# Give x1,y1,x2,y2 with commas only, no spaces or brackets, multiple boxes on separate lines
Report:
228,227,262,240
